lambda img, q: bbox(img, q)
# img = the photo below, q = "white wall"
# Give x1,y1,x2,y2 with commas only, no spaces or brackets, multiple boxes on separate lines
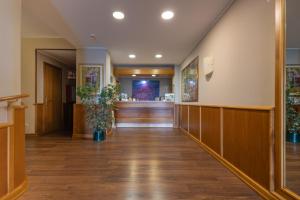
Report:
105,52,112,85
21,38,74,133
119,78,172,98
0,0,21,122
76,48,112,102
173,65,181,103
76,48,107,66
180,0,275,106
287,49,300,65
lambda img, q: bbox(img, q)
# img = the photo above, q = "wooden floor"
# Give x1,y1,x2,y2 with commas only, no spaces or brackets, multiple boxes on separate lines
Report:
20,128,260,200
286,142,300,196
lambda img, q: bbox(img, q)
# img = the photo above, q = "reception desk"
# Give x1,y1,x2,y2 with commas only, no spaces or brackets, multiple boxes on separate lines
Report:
115,101,174,127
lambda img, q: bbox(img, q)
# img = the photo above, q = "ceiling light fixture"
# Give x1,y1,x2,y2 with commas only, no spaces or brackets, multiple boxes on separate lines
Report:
155,54,163,58
152,74,156,77
161,10,174,20
132,74,136,77
90,34,96,40
129,54,136,59
113,11,125,20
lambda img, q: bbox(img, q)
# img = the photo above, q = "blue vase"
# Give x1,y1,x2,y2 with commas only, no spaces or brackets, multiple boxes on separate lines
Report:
93,129,105,142
286,131,300,143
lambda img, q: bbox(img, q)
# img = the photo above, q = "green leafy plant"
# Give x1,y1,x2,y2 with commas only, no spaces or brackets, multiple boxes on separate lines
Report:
286,84,300,134
77,83,120,132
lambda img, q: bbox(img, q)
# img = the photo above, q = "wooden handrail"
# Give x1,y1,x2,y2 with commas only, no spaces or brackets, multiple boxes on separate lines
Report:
0,94,29,102
0,122,13,129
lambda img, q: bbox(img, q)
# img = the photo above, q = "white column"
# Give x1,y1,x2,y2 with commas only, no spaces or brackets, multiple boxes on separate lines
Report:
0,0,22,122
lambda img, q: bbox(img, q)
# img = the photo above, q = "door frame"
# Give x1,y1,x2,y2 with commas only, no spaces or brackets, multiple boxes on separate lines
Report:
275,0,300,199
34,48,76,134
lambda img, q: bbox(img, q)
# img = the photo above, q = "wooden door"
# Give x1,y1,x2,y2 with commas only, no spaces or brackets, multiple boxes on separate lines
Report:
44,63,62,133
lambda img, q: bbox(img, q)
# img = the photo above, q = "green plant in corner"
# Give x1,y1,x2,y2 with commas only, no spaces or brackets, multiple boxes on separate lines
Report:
77,83,120,141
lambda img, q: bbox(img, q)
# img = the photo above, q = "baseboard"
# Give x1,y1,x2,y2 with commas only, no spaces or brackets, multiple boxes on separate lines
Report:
180,128,281,200
0,178,28,200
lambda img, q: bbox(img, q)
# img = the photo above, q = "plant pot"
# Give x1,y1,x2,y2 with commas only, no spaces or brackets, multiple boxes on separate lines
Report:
286,131,300,143
93,129,106,142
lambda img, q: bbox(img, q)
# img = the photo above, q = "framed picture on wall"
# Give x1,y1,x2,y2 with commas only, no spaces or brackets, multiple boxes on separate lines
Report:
79,64,104,93
181,57,199,102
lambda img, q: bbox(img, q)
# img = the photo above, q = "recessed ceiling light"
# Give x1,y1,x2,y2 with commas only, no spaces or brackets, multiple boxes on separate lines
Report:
113,11,125,20
129,54,136,59
90,34,96,40
152,74,156,77
155,54,163,58
161,10,174,20
132,74,136,77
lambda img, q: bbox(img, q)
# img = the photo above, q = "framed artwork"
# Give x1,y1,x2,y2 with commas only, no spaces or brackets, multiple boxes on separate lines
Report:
79,64,104,93
132,80,160,101
181,57,199,102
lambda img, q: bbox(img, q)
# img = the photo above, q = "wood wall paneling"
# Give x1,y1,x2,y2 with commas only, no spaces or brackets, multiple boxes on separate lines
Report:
0,106,27,199
223,108,272,189
201,107,221,154
115,108,173,118
115,102,174,125
178,104,278,199
180,105,189,132
13,107,26,189
0,94,28,199
188,105,200,140
73,104,114,138
35,104,44,134
0,127,8,198
73,104,90,138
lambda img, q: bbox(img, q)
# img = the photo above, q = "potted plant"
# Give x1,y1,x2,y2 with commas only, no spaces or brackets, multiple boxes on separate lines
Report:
77,83,120,142
286,85,300,143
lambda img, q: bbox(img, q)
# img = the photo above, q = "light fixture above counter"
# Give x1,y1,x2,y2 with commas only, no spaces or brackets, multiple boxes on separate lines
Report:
114,65,174,78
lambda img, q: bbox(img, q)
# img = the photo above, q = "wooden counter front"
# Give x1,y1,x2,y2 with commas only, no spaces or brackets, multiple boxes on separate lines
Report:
115,101,174,127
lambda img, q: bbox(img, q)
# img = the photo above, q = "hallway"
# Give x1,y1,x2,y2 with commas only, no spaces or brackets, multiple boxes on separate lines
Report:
20,128,260,200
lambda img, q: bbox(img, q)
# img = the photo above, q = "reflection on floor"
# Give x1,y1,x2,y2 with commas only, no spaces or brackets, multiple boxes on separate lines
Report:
20,128,260,200
286,142,300,196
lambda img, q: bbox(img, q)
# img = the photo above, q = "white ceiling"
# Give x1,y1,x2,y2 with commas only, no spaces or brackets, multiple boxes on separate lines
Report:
38,50,76,67
22,0,234,65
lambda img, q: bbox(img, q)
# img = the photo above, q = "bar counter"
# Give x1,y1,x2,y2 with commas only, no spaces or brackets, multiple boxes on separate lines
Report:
115,101,174,127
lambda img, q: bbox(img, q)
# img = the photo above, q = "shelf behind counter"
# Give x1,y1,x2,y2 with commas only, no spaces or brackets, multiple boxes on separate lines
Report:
115,101,175,127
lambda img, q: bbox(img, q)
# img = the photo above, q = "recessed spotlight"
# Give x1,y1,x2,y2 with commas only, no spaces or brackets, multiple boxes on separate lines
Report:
90,34,96,40
113,11,125,20
155,54,163,58
129,54,136,59
152,74,156,77
132,74,136,77
161,10,174,20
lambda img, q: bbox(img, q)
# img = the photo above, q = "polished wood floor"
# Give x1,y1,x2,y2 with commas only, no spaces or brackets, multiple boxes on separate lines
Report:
20,128,260,200
286,142,300,196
